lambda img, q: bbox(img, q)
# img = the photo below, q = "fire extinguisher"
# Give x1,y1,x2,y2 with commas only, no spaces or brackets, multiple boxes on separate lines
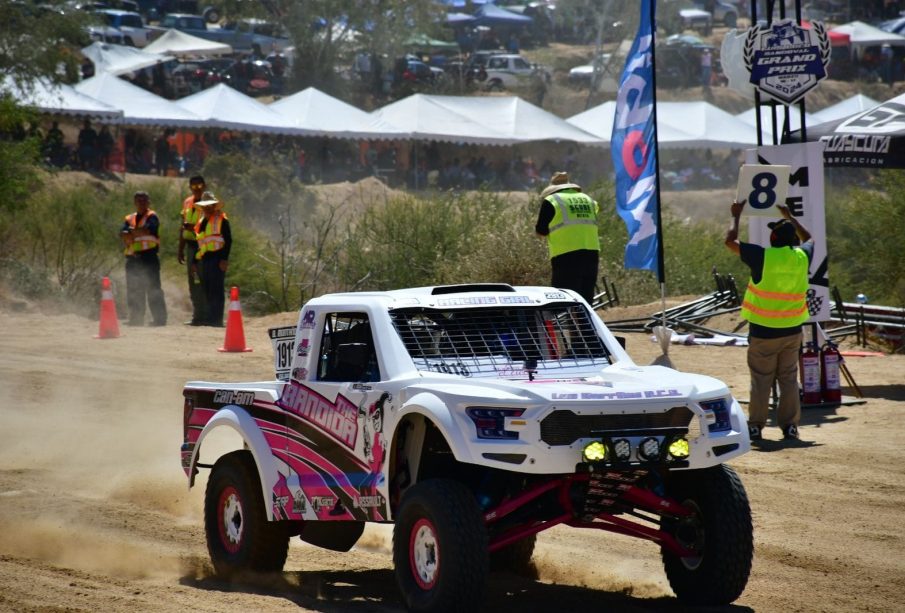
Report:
821,340,842,403
799,341,822,405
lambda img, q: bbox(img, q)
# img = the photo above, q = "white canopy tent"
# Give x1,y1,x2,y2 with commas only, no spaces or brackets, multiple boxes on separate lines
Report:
372,94,604,145
75,72,205,128
568,100,763,149
810,94,880,124
829,21,905,47
568,101,696,145
2,77,121,121
270,87,408,139
373,94,513,145
81,42,174,76
143,29,232,57
175,83,296,134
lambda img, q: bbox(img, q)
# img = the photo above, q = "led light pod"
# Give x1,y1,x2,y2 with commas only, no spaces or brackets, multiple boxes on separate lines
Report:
583,440,608,462
638,437,661,461
668,437,690,459
612,438,632,462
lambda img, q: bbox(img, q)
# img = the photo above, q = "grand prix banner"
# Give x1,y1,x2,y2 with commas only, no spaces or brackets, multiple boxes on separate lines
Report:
745,141,830,322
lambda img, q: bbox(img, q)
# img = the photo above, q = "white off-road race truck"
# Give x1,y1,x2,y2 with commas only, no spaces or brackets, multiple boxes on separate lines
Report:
181,283,753,611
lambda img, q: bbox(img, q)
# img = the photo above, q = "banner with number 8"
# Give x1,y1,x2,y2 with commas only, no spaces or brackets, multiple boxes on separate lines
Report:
735,164,791,217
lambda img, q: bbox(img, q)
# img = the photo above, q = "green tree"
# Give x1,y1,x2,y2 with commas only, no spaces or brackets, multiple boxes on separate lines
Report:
0,0,93,217
340,191,509,290
272,0,444,95
0,97,41,219
827,172,905,307
0,1,91,88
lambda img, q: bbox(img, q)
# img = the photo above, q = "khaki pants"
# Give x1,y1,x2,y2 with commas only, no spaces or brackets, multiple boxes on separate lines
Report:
747,333,802,429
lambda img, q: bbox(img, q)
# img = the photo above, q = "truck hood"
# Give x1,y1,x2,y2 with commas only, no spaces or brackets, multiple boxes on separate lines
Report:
402,363,729,406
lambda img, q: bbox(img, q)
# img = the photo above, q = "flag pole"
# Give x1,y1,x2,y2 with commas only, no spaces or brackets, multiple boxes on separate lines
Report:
647,0,668,325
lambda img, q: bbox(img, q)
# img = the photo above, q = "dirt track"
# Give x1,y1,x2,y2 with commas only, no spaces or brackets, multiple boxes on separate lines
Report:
1,306,904,612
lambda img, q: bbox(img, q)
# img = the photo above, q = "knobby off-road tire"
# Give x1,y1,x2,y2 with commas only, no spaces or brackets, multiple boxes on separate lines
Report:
490,534,536,576
660,464,753,606
204,450,290,578
393,479,489,612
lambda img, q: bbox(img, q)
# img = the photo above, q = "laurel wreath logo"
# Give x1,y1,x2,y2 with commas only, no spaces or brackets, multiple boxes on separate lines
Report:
812,21,832,68
743,25,760,73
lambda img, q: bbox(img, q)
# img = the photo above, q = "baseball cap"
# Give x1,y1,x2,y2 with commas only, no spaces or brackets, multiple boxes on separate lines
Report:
768,219,797,246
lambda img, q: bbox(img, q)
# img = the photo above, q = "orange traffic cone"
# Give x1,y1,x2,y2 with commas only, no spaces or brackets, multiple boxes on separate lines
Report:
219,286,252,352
95,276,120,339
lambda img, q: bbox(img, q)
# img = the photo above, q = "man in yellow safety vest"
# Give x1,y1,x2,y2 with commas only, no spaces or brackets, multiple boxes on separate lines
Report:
120,191,167,326
534,171,600,304
178,175,207,325
193,191,231,327
725,200,813,442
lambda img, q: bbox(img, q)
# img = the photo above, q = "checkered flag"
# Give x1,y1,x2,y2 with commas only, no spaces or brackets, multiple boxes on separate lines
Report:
806,288,822,316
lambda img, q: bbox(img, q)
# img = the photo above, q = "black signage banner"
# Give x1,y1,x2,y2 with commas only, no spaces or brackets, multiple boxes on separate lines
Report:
787,95,905,168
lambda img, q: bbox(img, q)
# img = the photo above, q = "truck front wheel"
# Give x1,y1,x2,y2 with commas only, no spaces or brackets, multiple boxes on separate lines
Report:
660,464,753,605
204,450,289,577
393,479,488,612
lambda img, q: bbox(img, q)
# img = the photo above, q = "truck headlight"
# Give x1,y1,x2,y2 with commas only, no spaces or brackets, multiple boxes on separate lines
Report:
466,407,525,440
700,398,732,433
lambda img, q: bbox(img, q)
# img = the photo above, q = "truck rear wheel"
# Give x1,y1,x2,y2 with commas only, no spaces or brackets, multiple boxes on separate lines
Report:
660,464,753,605
393,479,488,612
204,450,289,577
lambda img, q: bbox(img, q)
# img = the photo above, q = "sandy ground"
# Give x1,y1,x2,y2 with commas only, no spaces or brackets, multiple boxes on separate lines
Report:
1,302,904,613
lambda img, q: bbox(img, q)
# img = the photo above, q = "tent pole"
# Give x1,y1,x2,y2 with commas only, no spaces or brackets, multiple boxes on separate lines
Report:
751,0,765,147
771,102,778,145
796,0,807,143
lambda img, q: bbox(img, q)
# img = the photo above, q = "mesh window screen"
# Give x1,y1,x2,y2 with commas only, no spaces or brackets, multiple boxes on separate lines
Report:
390,303,611,378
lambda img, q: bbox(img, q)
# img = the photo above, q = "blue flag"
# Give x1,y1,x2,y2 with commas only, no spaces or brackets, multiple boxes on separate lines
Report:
610,0,660,277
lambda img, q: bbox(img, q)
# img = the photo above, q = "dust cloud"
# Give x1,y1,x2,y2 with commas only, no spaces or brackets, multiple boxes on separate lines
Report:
519,525,672,599
0,337,199,578
0,517,184,579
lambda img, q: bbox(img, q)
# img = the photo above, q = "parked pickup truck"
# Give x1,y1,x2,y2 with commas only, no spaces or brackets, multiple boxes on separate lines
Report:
483,53,551,91
150,13,289,52
181,283,753,611
96,9,154,47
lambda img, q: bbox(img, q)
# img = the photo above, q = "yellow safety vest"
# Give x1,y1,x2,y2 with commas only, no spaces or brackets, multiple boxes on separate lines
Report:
741,246,809,328
123,210,160,255
195,212,228,260
545,190,600,259
181,195,201,241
